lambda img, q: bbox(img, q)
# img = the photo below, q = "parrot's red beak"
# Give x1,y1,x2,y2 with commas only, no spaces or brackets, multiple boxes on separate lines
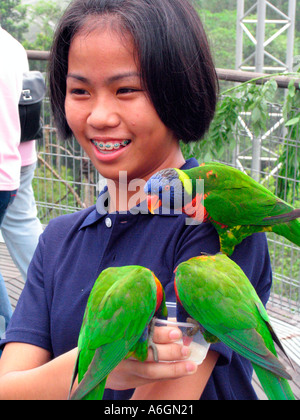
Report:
147,195,161,214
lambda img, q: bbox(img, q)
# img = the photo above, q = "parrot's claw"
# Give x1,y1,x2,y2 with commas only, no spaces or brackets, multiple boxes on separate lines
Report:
186,317,201,337
149,340,159,363
149,317,159,363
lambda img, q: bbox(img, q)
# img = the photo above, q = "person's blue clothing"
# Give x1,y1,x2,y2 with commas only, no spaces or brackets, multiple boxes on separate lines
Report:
0,190,16,356
1,163,43,281
0,190,17,225
0,271,13,342
0,159,273,399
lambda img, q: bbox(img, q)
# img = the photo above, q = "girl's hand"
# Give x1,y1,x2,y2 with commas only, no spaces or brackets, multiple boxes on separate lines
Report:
105,326,198,392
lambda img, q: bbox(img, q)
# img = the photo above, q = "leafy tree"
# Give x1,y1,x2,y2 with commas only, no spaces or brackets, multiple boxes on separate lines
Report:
23,0,64,51
0,0,28,42
198,9,237,70
22,0,66,71
195,0,237,11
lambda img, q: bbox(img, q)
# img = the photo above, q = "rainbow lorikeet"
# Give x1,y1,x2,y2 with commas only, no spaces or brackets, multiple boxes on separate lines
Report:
174,253,295,400
69,265,167,400
145,162,300,255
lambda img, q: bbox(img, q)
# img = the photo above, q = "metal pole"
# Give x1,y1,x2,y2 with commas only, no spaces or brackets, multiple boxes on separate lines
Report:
255,0,266,73
286,0,296,72
235,0,245,70
251,0,267,181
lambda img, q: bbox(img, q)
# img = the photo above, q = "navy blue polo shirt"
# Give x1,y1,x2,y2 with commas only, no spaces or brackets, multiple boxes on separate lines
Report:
0,158,272,400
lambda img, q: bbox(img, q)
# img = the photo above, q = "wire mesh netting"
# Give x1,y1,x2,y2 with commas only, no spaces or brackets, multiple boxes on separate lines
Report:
229,103,299,315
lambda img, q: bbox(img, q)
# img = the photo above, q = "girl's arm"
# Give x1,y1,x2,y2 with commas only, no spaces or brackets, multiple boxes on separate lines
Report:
0,327,212,400
0,343,77,400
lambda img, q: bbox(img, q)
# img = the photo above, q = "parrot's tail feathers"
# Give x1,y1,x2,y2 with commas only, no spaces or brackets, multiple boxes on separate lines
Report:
265,320,295,371
263,209,300,224
271,219,300,247
71,378,106,401
222,329,292,380
70,347,108,400
71,339,136,400
71,344,119,400
71,381,106,401
68,351,80,400
81,382,106,401
253,364,296,400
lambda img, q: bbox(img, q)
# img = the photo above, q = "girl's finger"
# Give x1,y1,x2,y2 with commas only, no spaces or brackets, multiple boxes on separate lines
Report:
135,359,198,381
152,326,182,344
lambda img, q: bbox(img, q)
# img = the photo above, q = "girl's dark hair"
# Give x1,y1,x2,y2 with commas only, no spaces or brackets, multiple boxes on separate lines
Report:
49,0,218,143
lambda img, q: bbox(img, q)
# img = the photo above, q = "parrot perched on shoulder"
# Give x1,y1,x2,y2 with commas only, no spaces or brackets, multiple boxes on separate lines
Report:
69,265,167,401
145,162,300,255
174,253,295,400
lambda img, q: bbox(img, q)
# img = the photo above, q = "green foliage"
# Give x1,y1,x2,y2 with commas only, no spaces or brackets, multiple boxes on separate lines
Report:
277,81,300,202
195,0,237,12
181,72,300,201
22,0,64,51
198,9,237,70
22,0,65,71
240,79,278,137
32,164,76,223
0,0,28,42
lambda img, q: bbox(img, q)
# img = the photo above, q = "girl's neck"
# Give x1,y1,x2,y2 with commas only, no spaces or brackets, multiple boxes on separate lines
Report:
106,149,186,213
107,178,147,213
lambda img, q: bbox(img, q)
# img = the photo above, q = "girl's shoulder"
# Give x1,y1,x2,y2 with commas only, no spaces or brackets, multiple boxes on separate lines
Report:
44,206,97,238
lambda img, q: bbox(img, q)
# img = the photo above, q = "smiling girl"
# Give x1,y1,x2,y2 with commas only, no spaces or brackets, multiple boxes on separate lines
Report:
0,0,272,400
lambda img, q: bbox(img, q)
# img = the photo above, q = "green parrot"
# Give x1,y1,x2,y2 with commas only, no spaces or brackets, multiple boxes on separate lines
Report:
174,253,295,400
69,265,167,400
145,162,300,255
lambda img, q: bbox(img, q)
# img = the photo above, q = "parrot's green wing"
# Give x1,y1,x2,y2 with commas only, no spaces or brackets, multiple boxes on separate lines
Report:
69,269,120,397
184,163,300,254
175,254,296,400
146,162,300,255
71,266,159,400
175,254,291,379
186,163,296,226
78,269,120,352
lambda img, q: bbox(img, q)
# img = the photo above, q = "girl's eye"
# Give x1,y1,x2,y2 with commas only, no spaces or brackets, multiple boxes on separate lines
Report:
117,87,140,95
71,88,89,95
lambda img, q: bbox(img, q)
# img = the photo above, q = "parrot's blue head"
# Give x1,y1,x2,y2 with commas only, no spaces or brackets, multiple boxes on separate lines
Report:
145,168,188,214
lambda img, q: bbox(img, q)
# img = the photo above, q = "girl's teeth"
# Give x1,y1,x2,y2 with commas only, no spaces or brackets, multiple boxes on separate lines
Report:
92,140,130,152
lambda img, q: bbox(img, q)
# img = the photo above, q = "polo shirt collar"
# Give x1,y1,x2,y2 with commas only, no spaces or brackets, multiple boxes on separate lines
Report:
79,158,199,230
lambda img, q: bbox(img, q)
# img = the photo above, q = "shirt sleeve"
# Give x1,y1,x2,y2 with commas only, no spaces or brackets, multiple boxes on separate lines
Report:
0,231,52,353
173,221,272,367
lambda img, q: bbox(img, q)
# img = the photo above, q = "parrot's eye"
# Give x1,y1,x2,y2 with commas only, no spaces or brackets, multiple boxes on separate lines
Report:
164,185,170,192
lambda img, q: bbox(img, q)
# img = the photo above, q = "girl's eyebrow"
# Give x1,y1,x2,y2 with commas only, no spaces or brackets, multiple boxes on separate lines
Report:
67,73,89,83
66,72,140,85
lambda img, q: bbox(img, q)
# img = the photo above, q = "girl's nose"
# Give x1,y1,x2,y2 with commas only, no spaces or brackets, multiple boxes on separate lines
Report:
87,98,121,129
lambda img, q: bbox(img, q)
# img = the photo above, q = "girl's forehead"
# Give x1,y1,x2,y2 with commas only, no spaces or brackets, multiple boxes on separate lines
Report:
74,14,129,42
71,16,135,56
68,24,141,81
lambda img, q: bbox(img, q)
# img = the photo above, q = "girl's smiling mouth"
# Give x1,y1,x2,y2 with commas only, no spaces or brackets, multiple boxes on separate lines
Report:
91,139,132,160
92,139,131,153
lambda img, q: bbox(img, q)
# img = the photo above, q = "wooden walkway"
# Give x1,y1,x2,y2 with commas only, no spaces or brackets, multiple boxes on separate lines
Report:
0,241,299,400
